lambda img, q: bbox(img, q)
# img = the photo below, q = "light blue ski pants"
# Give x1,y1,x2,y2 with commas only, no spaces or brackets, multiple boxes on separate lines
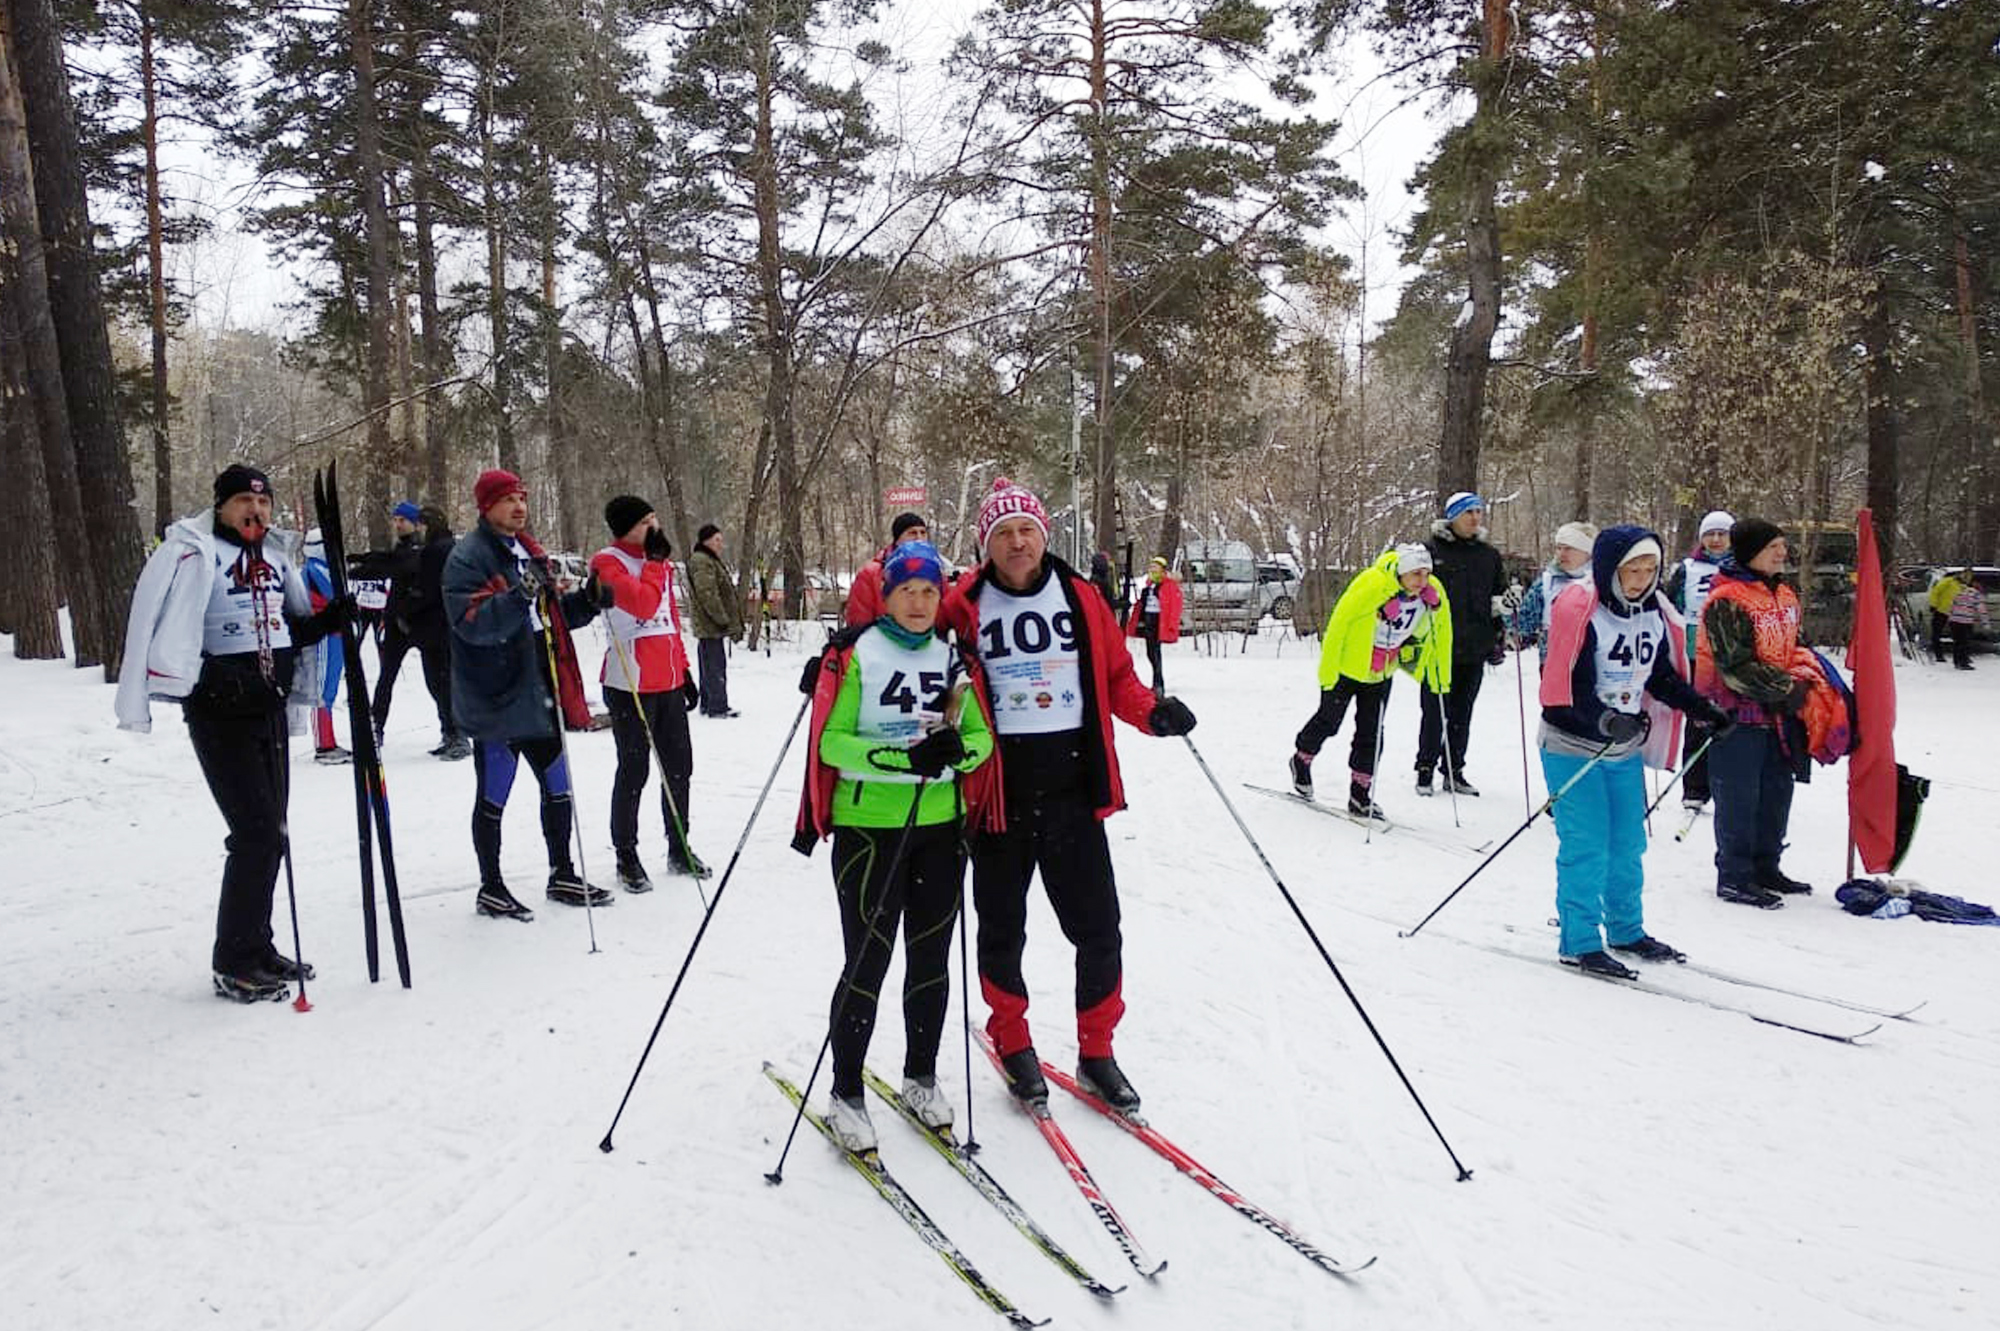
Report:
1540,747,1648,957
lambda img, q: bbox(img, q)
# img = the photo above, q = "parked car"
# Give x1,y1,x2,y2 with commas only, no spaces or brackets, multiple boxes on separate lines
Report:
1255,560,1300,621
1898,565,2000,649
751,569,841,621
1174,540,1261,633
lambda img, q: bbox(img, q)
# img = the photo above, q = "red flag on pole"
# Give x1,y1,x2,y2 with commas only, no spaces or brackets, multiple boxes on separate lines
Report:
1846,508,1897,873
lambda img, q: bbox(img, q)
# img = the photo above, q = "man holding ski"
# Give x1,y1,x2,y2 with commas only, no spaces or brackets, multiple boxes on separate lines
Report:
444,468,606,921
940,477,1197,1114
116,464,348,1002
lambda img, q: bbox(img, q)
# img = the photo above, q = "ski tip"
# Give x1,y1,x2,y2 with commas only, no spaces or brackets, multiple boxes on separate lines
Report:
1142,1258,1169,1279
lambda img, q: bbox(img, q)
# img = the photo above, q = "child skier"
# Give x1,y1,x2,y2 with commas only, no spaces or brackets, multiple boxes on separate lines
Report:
1288,543,1453,821
1663,510,1734,810
794,541,995,1154
1509,521,1597,662
1540,525,1735,977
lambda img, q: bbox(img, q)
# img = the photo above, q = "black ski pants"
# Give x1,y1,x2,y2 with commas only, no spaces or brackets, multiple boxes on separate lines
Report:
471,736,572,888
973,739,1124,1060
1708,724,1796,888
186,703,289,973
1140,613,1164,691
828,822,964,1099
1417,657,1485,777
605,686,694,860
372,626,453,739
696,636,732,714
1682,717,1714,804
1294,676,1390,781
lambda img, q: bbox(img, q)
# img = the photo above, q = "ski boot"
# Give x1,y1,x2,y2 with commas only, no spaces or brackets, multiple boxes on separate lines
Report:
1562,950,1639,981
212,963,291,1004
998,1046,1049,1106
1443,771,1480,796
1077,1055,1142,1114
1610,935,1686,964
901,1075,954,1132
260,949,317,982
1757,869,1813,895
1415,766,1435,797
615,851,654,895
314,746,352,766
1288,752,1314,798
1716,882,1783,910
547,868,614,908
477,882,535,921
667,848,714,880
825,1094,877,1155
1347,780,1387,823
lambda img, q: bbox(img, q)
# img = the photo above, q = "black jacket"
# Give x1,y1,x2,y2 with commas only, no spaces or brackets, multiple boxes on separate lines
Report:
1424,519,1508,662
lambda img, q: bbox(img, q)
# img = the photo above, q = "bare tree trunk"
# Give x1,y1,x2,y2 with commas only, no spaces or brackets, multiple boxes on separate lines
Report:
749,3,803,618
739,420,773,648
8,0,145,677
0,12,96,658
1955,222,1997,564
1088,0,1117,554
541,201,578,552
387,174,418,495
635,247,691,552
140,8,173,537
1437,0,1510,498
401,8,448,506
0,275,63,656
350,0,396,550
480,51,515,473
1862,283,1899,574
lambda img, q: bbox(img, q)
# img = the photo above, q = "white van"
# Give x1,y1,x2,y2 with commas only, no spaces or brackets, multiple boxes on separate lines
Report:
1175,540,1261,633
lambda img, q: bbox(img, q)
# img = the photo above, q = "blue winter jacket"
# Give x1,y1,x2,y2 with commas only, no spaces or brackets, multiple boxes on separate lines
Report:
444,520,598,741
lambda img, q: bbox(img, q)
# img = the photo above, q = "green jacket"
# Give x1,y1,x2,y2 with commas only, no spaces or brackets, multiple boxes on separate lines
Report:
819,627,994,828
1316,549,1453,692
686,546,744,639
1928,574,1967,615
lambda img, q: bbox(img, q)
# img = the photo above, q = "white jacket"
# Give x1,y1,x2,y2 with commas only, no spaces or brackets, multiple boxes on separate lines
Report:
115,517,323,735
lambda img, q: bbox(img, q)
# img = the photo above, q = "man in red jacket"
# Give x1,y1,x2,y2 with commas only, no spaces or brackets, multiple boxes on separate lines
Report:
940,478,1197,1114
589,496,708,891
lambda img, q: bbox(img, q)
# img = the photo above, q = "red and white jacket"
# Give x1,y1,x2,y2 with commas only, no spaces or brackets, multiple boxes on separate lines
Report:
589,541,691,693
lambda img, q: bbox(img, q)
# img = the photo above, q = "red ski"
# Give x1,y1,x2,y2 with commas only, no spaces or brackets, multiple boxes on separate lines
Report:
1041,1059,1377,1276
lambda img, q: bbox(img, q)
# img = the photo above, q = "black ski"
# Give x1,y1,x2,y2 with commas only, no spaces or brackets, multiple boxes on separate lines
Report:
313,461,411,986
764,1065,1046,1329
862,1067,1123,1299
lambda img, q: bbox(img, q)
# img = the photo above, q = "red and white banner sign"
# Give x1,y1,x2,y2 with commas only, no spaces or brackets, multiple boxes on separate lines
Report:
883,486,926,508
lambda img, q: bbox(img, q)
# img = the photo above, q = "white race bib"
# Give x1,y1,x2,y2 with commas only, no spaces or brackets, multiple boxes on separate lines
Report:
1590,602,1663,713
506,537,544,631
976,577,1084,735
1374,595,1426,654
203,546,293,656
841,629,953,784
599,546,679,649
1681,558,1718,621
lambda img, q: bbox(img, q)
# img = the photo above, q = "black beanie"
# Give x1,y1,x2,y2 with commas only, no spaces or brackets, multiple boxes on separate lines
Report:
213,463,272,506
605,494,652,538
697,522,721,546
1730,517,1785,568
890,511,926,542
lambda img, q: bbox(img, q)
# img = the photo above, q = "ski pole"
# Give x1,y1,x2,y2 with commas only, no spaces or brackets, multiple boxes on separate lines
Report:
955,871,979,1155
600,688,812,1153
538,584,599,954
267,711,312,1013
1366,683,1388,845
607,629,708,910
767,776,932,1184
1177,733,1474,1182
1399,740,1616,940
1440,706,1463,829
1512,640,1531,818
1643,732,1718,824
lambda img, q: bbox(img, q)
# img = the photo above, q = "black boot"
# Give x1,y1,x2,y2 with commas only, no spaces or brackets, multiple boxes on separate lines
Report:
1610,935,1686,963
1077,1055,1142,1114
1347,781,1386,822
615,850,653,894
999,1046,1048,1105
260,949,317,981
1562,950,1639,980
1757,868,1813,895
212,961,291,1003
547,867,613,907
668,846,714,879
1716,882,1784,909
1288,752,1313,798
477,882,535,921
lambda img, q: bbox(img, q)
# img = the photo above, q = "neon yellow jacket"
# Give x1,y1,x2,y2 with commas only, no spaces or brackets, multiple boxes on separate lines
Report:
1316,550,1454,692
1929,574,1967,615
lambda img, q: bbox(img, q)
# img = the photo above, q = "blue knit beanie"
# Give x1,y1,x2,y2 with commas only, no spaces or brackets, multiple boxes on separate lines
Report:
882,540,945,594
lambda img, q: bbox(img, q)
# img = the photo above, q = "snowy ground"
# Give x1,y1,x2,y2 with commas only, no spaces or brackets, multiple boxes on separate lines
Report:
3,617,1996,1331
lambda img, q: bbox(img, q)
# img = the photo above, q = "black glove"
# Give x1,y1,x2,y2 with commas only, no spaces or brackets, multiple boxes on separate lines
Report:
1147,696,1197,736
680,679,700,709
799,653,823,695
644,527,672,561
1692,699,1736,737
1777,678,1812,716
1599,710,1648,743
906,727,967,778
585,569,617,610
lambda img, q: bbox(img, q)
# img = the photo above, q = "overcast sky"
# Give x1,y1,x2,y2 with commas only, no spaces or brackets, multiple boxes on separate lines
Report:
155,2,1449,337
